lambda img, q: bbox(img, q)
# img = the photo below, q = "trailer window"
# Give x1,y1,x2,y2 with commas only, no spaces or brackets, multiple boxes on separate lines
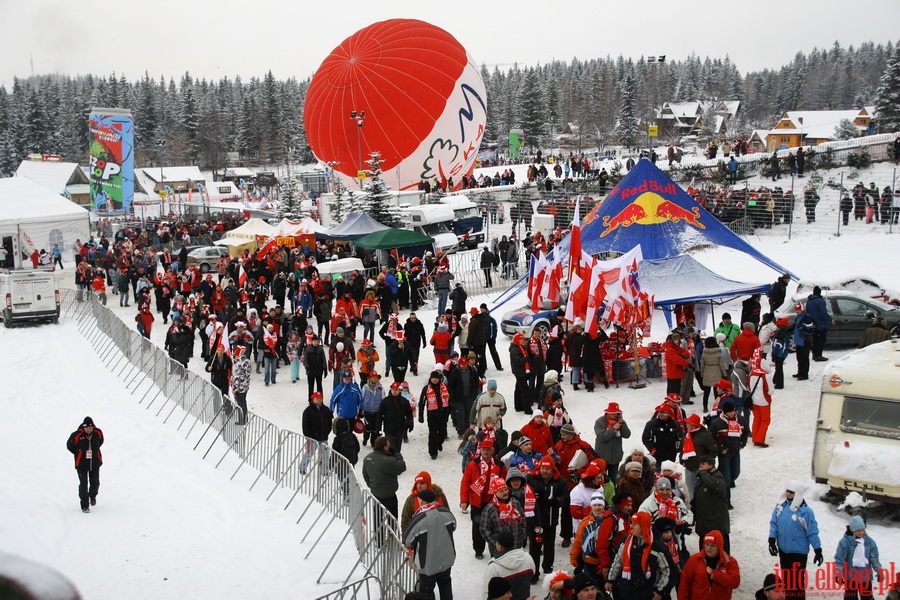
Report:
840,396,900,440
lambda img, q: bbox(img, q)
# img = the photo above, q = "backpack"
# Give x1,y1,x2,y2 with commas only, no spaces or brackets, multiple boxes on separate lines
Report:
771,330,790,360
580,518,603,563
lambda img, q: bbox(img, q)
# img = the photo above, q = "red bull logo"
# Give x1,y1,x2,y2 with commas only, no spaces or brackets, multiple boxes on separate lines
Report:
600,191,705,237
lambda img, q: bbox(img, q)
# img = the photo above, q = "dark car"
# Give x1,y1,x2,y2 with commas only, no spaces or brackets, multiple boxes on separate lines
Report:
780,291,900,347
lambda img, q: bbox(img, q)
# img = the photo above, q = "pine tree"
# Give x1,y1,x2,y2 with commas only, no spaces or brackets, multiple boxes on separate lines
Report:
874,44,900,131
832,118,860,140
698,103,719,143
614,75,639,147
327,177,352,224
275,176,301,220
519,67,546,147
360,151,401,228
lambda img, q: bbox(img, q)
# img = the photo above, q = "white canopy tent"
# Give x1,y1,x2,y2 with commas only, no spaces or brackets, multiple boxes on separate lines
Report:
213,218,276,255
0,177,90,268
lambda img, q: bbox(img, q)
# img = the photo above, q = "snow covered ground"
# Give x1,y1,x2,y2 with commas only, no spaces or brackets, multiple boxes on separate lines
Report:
3,162,898,599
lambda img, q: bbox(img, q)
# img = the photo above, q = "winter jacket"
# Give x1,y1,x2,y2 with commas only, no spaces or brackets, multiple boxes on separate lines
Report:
404,319,427,349
401,481,449,534
206,354,232,390
509,342,531,377
642,415,684,463
596,507,633,572
460,455,507,508
387,341,411,371
567,332,585,368
859,324,891,348
678,547,740,600
608,535,671,600
805,294,831,330
834,531,881,578
699,349,729,389
681,426,718,472
637,492,693,524
402,505,457,577
692,468,730,537
482,548,535,600
303,344,328,375
769,497,821,555
471,391,508,427
329,382,363,419
301,403,333,442
663,340,691,380
480,496,528,552
729,328,761,362
377,391,414,436
709,413,748,455
448,365,480,406
67,426,104,470
593,415,632,467
526,470,569,530
520,420,554,457
433,270,454,291
714,322,741,348
467,313,488,347
361,383,385,413
331,417,360,466
362,448,407,500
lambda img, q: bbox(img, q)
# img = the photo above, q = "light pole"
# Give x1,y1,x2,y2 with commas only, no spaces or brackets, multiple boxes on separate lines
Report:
350,110,365,188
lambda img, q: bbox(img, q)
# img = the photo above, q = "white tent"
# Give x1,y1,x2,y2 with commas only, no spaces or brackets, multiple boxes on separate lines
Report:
270,217,327,236
0,177,90,268
213,217,276,255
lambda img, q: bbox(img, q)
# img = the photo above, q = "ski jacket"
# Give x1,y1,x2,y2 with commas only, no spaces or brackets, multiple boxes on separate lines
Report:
67,427,104,470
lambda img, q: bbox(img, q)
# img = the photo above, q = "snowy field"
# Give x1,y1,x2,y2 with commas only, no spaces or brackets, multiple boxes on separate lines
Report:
3,161,899,599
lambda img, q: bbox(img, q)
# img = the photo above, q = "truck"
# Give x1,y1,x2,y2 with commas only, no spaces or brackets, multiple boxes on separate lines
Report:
1,269,61,327
812,339,900,504
440,195,485,249
398,204,460,255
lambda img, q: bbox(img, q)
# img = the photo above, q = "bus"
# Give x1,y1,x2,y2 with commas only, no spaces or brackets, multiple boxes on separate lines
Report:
441,195,484,249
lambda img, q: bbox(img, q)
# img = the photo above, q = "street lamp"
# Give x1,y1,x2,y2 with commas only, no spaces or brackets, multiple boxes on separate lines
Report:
350,110,365,188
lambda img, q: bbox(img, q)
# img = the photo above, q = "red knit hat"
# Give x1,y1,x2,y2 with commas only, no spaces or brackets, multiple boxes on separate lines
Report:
489,477,508,495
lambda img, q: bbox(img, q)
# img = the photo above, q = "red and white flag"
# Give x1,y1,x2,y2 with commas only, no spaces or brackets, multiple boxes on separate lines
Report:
238,265,247,289
529,251,550,311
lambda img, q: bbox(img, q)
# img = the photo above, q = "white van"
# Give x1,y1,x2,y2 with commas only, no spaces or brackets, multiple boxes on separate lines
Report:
398,205,459,255
0,269,61,327
813,339,900,503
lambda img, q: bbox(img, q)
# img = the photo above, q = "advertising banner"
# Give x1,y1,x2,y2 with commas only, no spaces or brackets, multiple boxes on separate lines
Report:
88,107,134,214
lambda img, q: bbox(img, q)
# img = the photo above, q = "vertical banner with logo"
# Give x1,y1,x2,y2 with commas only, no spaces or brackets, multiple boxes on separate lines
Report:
88,107,134,214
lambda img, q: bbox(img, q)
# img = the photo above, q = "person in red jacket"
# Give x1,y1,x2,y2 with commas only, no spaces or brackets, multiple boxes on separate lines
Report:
460,439,507,559
553,423,597,545
663,333,691,395
678,530,741,600
596,492,634,583
521,409,555,457
431,322,453,364
135,306,154,339
730,322,761,362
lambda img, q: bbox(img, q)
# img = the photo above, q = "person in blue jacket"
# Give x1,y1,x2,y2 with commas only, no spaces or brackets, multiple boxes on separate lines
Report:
330,369,363,420
792,306,814,381
834,515,882,600
804,287,832,361
768,482,823,600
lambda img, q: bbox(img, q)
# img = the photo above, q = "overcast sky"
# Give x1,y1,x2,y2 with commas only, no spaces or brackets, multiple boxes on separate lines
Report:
2,0,898,89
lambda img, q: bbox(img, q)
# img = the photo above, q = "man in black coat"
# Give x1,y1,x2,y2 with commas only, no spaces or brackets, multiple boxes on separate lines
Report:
480,247,496,288
378,382,414,453
403,313,427,376
641,405,684,464
387,337,411,383
484,305,504,371
767,274,791,314
67,417,104,512
448,356,481,436
467,308,489,377
301,391,333,444
526,457,570,579
164,317,193,368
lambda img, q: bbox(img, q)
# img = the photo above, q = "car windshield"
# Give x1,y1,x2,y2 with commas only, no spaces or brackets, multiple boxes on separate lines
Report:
422,222,453,236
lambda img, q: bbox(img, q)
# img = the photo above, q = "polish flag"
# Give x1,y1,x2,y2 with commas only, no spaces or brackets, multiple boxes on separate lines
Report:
530,252,550,311
238,265,247,289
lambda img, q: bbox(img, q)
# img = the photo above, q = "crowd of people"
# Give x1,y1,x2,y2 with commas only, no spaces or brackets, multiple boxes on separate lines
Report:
63,217,899,600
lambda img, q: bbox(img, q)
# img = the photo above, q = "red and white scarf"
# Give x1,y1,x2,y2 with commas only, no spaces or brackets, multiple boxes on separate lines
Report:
682,430,696,459
621,532,653,579
470,460,500,496
426,384,450,411
415,500,442,514
725,416,742,437
550,407,565,427
493,496,525,525
655,494,681,520
522,483,537,517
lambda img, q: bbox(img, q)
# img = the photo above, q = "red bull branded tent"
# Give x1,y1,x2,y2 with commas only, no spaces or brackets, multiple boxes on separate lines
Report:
555,158,796,277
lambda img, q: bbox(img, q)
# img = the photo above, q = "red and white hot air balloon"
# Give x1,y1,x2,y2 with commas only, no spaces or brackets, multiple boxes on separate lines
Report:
304,19,487,192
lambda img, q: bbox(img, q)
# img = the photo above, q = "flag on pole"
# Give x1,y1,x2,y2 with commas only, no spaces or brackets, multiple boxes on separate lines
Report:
238,265,247,289
530,251,550,311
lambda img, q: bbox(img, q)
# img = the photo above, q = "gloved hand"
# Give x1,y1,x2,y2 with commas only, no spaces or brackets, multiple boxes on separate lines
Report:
418,416,424,424
768,538,778,556
813,548,823,566
408,424,414,433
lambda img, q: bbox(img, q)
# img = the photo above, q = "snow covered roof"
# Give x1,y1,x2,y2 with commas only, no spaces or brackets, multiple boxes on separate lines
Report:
140,166,206,184
225,167,256,178
15,160,88,195
719,101,740,117
662,102,701,119
775,110,867,140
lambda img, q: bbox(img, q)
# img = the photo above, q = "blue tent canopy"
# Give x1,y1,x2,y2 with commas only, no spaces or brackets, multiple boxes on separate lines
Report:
554,158,796,278
317,212,389,241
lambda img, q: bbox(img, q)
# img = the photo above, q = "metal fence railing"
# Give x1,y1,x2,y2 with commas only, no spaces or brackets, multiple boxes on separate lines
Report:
61,290,417,600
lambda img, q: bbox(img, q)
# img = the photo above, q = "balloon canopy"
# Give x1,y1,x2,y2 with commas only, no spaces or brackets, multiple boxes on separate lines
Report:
304,19,487,192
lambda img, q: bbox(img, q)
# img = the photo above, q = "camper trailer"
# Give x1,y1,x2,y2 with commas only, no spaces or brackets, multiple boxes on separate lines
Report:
398,205,459,255
812,339,900,504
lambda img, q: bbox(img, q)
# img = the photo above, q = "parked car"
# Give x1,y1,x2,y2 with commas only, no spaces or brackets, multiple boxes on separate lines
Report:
779,290,900,347
501,302,559,337
186,246,230,273
797,278,900,307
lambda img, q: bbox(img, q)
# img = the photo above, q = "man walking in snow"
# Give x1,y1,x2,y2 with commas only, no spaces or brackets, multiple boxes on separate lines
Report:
67,416,104,513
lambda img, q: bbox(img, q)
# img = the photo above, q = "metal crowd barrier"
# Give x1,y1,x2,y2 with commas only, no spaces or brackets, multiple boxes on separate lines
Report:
61,290,417,600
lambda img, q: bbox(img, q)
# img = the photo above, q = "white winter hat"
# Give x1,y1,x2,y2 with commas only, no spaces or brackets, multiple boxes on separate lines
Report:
336,342,344,352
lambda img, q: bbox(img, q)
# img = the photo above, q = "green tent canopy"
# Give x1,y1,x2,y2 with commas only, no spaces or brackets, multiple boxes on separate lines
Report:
353,228,435,249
